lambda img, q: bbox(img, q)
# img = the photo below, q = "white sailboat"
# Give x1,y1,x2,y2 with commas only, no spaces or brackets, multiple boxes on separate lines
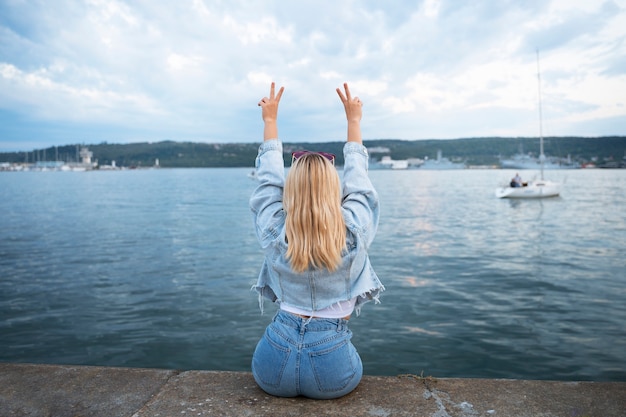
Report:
496,52,561,199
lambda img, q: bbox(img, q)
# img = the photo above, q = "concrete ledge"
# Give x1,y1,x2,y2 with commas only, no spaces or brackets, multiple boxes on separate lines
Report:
1,363,624,417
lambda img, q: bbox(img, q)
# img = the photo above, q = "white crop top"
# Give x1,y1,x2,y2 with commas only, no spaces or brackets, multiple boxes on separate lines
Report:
280,297,357,319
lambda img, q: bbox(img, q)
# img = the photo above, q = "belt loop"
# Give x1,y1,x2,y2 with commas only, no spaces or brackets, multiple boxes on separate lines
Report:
300,316,312,335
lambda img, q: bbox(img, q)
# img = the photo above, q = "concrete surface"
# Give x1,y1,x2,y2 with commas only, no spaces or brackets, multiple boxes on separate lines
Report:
0,363,624,417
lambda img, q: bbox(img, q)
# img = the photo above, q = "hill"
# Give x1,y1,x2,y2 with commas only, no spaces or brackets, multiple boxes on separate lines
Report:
1,136,624,168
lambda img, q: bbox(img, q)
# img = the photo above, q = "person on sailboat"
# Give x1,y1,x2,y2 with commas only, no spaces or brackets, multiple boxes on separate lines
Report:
250,82,384,399
510,172,523,188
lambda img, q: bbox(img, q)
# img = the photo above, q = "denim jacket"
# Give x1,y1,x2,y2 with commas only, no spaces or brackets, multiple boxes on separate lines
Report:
250,139,384,316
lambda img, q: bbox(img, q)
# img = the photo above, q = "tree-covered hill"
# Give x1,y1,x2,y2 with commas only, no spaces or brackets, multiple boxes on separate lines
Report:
1,136,624,168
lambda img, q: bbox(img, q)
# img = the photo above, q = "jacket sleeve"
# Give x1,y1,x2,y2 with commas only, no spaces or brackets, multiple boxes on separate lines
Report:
249,139,286,250
341,142,380,248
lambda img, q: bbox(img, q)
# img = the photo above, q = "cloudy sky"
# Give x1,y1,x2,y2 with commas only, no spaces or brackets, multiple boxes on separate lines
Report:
1,0,625,152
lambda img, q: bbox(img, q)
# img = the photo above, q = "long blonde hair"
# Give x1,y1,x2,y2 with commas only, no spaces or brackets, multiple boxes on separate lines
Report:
284,153,346,273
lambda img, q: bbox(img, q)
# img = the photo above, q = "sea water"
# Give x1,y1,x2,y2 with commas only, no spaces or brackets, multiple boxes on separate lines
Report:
1,168,624,381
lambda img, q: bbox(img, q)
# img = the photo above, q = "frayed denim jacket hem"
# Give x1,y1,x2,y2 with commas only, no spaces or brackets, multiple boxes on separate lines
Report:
249,139,384,316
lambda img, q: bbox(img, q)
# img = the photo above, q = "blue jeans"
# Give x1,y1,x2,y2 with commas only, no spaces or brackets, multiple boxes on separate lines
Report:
252,310,363,399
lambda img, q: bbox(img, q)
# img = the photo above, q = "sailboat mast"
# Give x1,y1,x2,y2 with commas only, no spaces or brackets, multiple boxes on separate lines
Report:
536,50,545,181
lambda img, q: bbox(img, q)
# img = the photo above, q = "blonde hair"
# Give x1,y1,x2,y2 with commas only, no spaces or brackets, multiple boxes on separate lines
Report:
284,153,346,273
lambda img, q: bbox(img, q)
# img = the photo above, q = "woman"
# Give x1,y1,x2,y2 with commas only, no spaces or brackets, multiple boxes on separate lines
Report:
250,82,384,399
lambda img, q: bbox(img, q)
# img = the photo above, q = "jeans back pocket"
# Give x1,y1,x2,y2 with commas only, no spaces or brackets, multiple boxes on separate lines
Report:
252,330,291,388
308,339,360,393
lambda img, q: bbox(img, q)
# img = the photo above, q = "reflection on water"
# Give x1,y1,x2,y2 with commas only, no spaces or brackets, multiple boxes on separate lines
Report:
0,168,625,381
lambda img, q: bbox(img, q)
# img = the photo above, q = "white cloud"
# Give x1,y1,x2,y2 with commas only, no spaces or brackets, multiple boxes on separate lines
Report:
422,0,442,19
0,62,163,122
166,53,204,73
0,0,624,150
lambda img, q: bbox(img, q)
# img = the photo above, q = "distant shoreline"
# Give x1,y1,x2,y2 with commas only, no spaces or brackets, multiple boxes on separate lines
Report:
1,136,625,169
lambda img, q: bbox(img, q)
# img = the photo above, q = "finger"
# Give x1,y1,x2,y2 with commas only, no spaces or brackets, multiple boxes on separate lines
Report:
269,82,275,99
343,82,352,101
275,86,284,102
336,87,346,102
258,97,267,106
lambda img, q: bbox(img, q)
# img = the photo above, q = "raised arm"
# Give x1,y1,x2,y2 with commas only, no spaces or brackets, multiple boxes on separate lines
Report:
258,82,285,141
336,83,363,144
